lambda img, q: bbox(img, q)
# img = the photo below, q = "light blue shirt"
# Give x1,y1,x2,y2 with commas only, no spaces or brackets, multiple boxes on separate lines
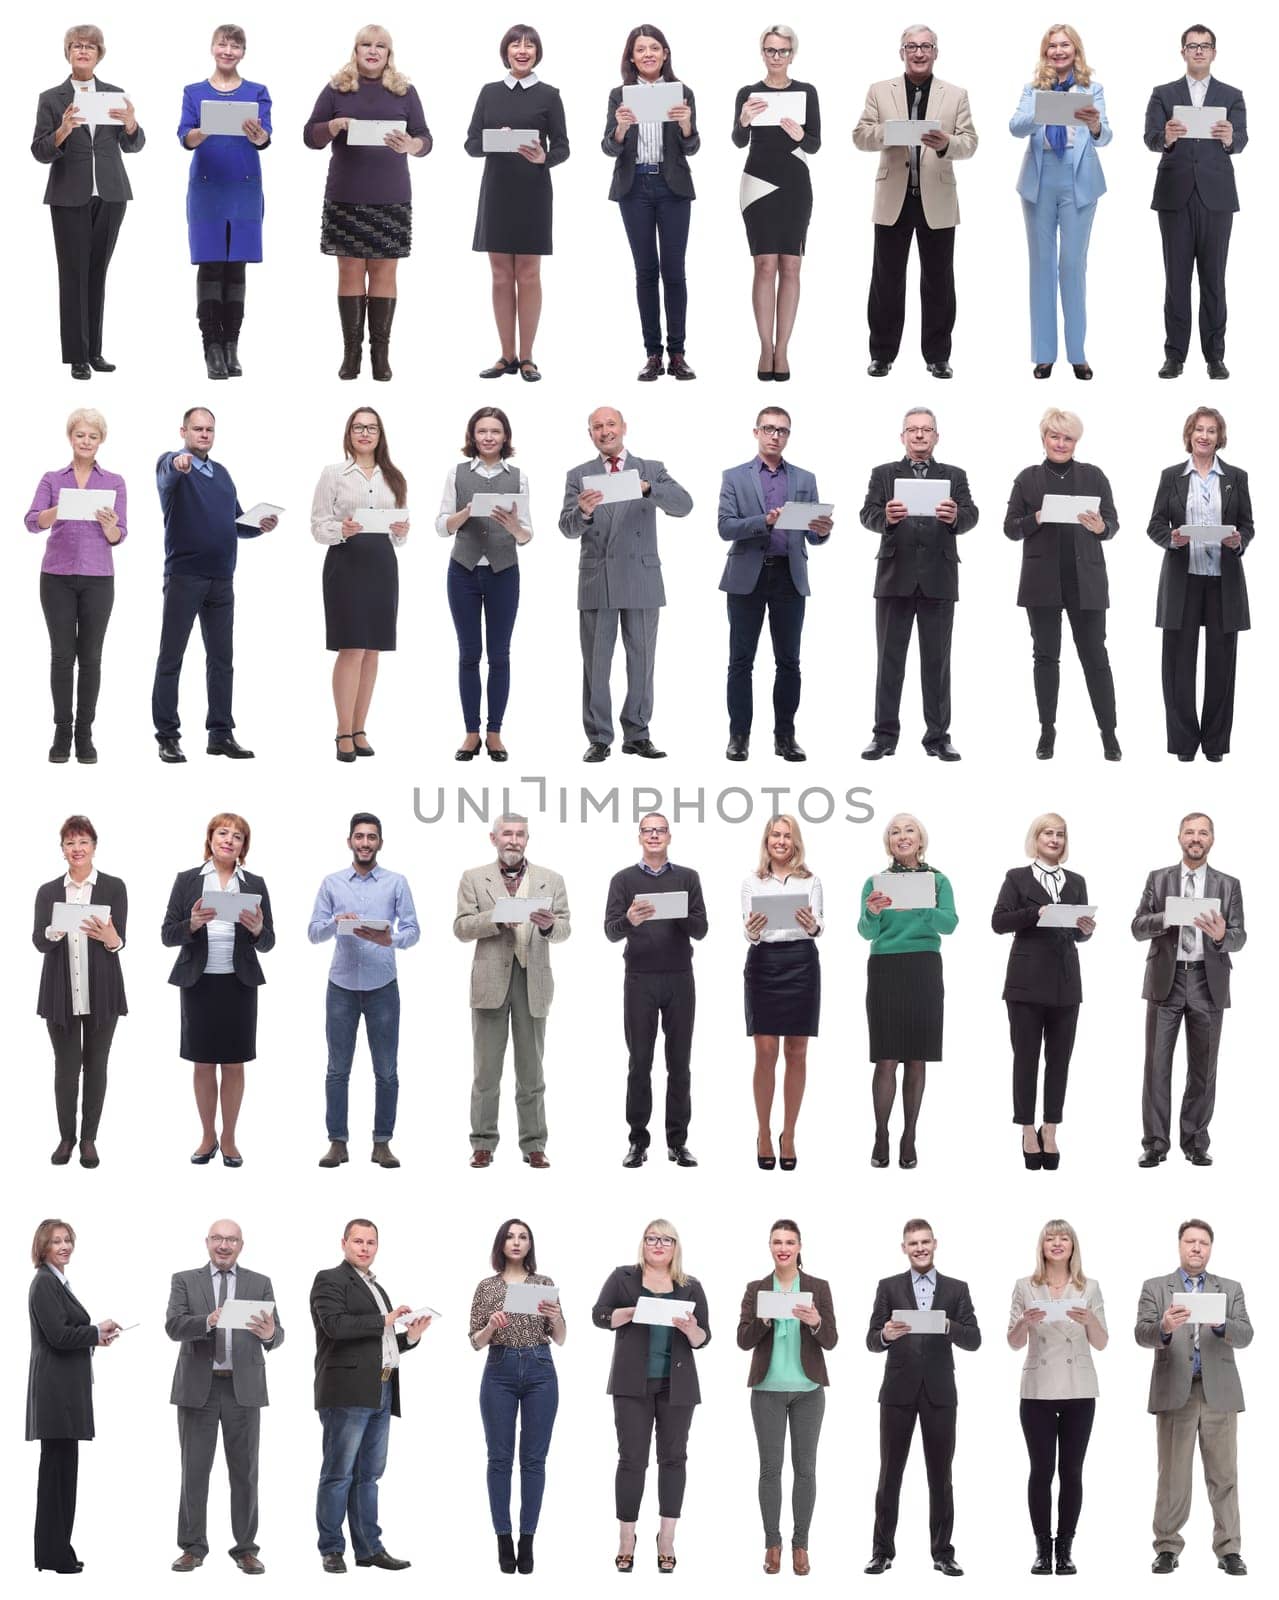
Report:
1183,455,1223,577
307,863,419,992
189,453,215,479
912,1267,938,1311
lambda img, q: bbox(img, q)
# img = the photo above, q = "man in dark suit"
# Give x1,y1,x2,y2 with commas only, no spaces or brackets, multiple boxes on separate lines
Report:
166,1220,283,1574
864,1218,980,1577
717,407,832,762
1144,27,1248,379
311,1219,431,1574
558,406,693,763
1131,813,1246,1167
860,408,978,762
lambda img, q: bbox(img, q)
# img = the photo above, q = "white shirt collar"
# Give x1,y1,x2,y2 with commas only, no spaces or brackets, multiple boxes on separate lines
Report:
598,448,630,470
63,867,99,888
47,1263,69,1285
341,457,383,478
201,858,243,884
209,1260,237,1279
1182,454,1222,477
504,72,539,90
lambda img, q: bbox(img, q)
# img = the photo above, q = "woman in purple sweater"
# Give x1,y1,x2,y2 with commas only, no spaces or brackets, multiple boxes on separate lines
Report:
25,408,127,764
304,24,432,382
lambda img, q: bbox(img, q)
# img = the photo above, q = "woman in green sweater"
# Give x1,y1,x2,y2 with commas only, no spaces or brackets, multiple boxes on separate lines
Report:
857,812,958,1169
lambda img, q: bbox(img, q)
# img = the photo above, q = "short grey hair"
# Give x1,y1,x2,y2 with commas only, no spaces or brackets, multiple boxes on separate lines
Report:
760,23,799,55
901,406,937,430
900,24,939,47
491,812,529,831
882,811,929,859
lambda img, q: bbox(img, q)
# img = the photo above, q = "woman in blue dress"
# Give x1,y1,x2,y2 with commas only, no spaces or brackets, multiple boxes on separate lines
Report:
177,23,271,378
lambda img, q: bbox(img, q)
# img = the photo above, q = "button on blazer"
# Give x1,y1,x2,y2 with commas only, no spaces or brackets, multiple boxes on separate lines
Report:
161,866,275,988
559,456,693,611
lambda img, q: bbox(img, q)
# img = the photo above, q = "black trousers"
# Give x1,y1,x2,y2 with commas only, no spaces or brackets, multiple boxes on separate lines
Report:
873,1397,956,1561
49,1014,117,1142
623,970,694,1149
152,574,236,740
1141,965,1222,1157
39,572,114,731
868,193,956,364
613,1378,694,1520
1019,1398,1096,1541
35,1438,79,1570
177,1380,261,1558
726,562,805,737
1007,1000,1078,1124
1158,195,1232,362
1161,575,1238,759
1025,604,1116,730
49,199,125,364
873,593,955,747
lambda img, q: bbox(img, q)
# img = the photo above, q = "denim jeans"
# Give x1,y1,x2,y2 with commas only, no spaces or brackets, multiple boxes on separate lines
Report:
317,1383,392,1559
479,1345,559,1535
446,559,520,733
617,172,691,355
325,980,400,1142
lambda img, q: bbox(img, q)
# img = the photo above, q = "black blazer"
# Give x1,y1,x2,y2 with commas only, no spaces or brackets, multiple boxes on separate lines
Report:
592,1263,711,1406
1131,863,1245,1008
1147,460,1252,633
1144,77,1247,213
865,1269,980,1407
737,1271,838,1387
991,866,1091,1007
27,1265,98,1441
310,1261,416,1416
1004,461,1118,611
33,871,128,1025
32,78,145,205
161,867,275,988
602,84,699,199
860,458,978,602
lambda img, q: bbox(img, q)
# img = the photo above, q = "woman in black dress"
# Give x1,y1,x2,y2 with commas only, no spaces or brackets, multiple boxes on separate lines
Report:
311,407,409,761
733,25,821,379
161,812,274,1167
1003,408,1120,761
466,25,570,382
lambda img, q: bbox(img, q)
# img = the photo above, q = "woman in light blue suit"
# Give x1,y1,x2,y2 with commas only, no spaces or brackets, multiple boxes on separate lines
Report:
1009,25,1110,380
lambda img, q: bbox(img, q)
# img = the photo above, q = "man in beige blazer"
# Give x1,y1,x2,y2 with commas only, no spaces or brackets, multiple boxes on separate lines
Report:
852,24,978,379
454,813,570,1169
1134,1218,1251,1576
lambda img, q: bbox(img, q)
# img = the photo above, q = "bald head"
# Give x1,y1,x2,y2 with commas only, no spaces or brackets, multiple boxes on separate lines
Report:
206,1219,244,1270
588,408,627,458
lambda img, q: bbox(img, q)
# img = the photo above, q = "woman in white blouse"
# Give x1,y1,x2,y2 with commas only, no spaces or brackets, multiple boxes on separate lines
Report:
742,814,822,1170
310,407,409,762
1007,1219,1108,1576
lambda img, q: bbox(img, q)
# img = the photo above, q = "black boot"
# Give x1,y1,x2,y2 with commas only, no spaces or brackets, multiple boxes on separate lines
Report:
49,723,73,763
367,296,396,381
197,273,227,378
1054,1537,1076,1575
496,1535,516,1575
516,1536,533,1575
74,721,97,764
1031,1536,1053,1575
222,297,244,377
338,294,367,379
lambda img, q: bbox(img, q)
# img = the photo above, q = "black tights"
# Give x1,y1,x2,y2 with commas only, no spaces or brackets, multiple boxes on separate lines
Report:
872,1059,926,1154
196,257,247,345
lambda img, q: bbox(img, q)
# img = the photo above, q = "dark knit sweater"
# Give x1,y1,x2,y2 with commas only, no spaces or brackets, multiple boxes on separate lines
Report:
603,863,708,972
156,453,252,579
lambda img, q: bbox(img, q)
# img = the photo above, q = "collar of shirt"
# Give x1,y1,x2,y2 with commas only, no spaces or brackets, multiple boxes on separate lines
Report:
188,453,215,478
210,1261,237,1284
73,79,98,93
599,449,629,472
912,1267,937,1289
499,858,528,884
1182,454,1222,478
638,859,673,876
1185,75,1208,101
341,457,383,480
344,862,384,883
1179,1268,1205,1292
1182,863,1201,886
904,73,933,96
63,868,99,890
756,455,786,475
504,72,540,90
1032,859,1062,875
47,1263,69,1285
201,858,243,886
468,459,512,478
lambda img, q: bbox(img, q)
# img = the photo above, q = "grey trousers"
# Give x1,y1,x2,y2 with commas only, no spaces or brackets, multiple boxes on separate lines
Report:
1141,965,1223,1157
1153,1379,1240,1557
580,605,659,744
750,1387,826,1548
471,963,547,1153
176,1379,261,1557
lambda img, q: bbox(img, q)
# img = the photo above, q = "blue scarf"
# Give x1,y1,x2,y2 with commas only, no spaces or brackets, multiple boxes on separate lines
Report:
1048,72,1075,158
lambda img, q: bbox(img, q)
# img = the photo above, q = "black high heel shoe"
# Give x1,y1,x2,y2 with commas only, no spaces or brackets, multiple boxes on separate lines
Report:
516,1535,534,1575
455,737,482,761
898,1138,918,1170
656,1537,676,1575
871,1132,890,1168
1033,363,1053,379
191,1139,219,1165
486,738,509,763
757,1137,777,1170
779,1135,798,1171
351,730,375,757
1072,364,1093,380
335,733,356,764
223,1149,244,1169
1023,1129,1044,1171
497,1535,516,1575
1039,1128,1060,1171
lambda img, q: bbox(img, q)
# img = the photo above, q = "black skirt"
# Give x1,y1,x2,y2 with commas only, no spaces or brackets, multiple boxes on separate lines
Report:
321,200,412,259
323,535,399,651
745,940,820,1038
180,971,257,1063
866,951,943,1061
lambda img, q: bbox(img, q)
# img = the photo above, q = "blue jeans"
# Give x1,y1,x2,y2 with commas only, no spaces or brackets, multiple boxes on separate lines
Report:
478,1345,559,1535
325,980,400,1142
618,172,691,355
1022,154,1096,364
446,560,520,733
316,1382,392,1559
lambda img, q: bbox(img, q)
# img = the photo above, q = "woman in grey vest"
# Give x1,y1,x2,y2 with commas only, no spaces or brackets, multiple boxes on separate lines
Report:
435,407,532,761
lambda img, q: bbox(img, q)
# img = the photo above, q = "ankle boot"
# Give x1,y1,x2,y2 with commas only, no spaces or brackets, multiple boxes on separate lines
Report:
1054,1537,1076,1575
338,294,367,379
516,1535,533,1575
49,723,73,763
74,721,97,764
367,296,396,381
223,294,244,376
496,1535,516,1574
1031,1535,1053,1575
198,295,227,378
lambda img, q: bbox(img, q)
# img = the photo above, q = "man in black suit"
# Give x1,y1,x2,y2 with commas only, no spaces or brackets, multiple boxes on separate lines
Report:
311,1219,431,1574
864,1218,980,1577
1144,26,1248,379
1131,813,1246,1168
860,408,978,762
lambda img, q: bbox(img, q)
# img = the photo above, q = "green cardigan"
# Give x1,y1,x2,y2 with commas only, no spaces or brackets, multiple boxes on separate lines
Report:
857,867,958,954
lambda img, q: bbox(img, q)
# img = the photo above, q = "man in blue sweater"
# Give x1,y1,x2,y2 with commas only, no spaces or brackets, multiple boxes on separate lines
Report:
151,407,276,762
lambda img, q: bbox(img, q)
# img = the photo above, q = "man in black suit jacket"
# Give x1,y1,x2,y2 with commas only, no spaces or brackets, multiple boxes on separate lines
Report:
310,1220,431,1574
863,1219,979,1577
860,408,977,762
1144,27,1248,378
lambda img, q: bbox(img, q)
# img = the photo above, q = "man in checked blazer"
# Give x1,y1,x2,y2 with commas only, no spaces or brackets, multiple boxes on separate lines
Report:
1134,1218,1252,1576
559,405,693,763
166,1219,283,1574
453,813,571,1169
1131,812,1245,1167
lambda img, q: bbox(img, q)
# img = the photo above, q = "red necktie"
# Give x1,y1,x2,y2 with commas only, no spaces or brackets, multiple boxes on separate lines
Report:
607,457,621,473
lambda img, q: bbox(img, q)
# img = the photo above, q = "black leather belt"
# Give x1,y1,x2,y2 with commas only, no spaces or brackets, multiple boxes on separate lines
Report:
636,163,660,173
212,1369,232,1378
1177,959,1206,969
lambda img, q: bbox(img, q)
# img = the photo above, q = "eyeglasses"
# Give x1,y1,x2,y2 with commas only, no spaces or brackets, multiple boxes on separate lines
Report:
1183,42,1214,52
757,424,791,438
640,826,669,837
762,46,793,58
208,1235,242,1247
903,44,937,54
351,422,380,434
644,1235,676,1248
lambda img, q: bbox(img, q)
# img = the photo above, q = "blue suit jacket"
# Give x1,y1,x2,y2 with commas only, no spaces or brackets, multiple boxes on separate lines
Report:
1010,80,1111,207
717,459,826,597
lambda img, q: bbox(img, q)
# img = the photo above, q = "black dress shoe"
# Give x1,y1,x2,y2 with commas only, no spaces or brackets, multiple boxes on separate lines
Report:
1138,1150,1167,1168
757,366,774,382
864,1555,892,1575
485,742,508,762
70,362,92,379
356,1552,411,1571
583,741,611,762
1207,360,1230,380
1218,1554,1247,1576
667,353,697,380
927,741,962,761
455,737,481,761
861,740,896,761
158,736,187,763
191,1140,219,1165
52,1139,75,1165
1158,359,1184,379
1186,1150,1213,1166
322,1553,347,1574
1033,364,1053,378
622,738,666,758
638,354,664,381
1101,729,1122,761
1036,724,1056,759
336,734,357,763
933,1557,964,1576
88,356,116,372
518,360,542,383
774,734,806,761
207,736,255,758
667,1145,699,1167
49,726,73,763
352,731,374,757
225,1154,245,1174
926,361,952,379
1072,363,1093,380
726,732,749,760
1204,752,1223,763
205,343,229,379
867,359,893,377
1151,1552,1178,1574
621,1143,647,1168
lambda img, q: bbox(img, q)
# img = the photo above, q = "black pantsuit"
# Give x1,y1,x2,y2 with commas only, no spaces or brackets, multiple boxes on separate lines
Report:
623,971,694,1149
727,562,805,738
49,199,125,364
36,1438,80,1570
875,1396,956,1560
28,1266,99,1572
1019,1397,1095,1542
152,574,235,740
1007,1002,1077,1125
869,192,956,365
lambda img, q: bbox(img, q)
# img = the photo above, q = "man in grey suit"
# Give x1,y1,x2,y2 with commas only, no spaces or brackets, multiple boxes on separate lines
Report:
559,405,693,763
1135,1218,1251,1576
166,1219,283,1574
453,812,571,1170
1131,812,1245,1167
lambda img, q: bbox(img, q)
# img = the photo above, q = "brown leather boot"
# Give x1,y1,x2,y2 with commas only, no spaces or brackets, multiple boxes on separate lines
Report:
371,1141,400,1168
764,1546,782,1574
793,1548,811,1576
318,1141,348,1169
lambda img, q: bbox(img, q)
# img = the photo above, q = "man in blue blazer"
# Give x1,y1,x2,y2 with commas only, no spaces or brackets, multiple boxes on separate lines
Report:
717,407,832,761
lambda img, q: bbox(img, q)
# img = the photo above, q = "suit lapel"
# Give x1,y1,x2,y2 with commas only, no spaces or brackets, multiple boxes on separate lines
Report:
745,461,766,516
888,79,906,119
1023,868,1052,907
479,866,502,909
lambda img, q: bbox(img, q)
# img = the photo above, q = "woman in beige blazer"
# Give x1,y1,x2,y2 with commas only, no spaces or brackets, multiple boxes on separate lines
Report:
1007,1219,1107,1577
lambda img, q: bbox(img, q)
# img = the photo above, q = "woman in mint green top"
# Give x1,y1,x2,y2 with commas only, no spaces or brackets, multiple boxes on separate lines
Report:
857,812,958,1170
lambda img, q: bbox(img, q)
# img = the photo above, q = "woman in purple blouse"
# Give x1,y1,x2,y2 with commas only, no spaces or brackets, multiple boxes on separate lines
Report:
304,24,432,382
25,408,127,764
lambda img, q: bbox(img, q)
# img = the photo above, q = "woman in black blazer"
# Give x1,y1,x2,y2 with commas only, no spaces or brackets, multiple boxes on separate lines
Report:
161,812,274,1168
30,24,144,376
28,1218,119,1573
32,814,126,1168
603,26,699,380
1147,406,1253,763
991,813,1095,1170
592,1219,710,1573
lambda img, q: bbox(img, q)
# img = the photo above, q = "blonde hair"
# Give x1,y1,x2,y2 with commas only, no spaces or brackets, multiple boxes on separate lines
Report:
330,24,411,95
755,813,812,880
1025,812,1069,862
1031,1218,1087,1290
882,811,929,861
1031,23,1093,89
64,25,105,61
760,23,799,56
1040,407,1083,441
636,1217,688,1287
67,407,108,441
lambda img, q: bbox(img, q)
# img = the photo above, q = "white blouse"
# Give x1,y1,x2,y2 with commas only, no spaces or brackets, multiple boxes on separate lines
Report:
434,461,533,567
201,858,242,976
741,871,824,943
311,459,409,548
